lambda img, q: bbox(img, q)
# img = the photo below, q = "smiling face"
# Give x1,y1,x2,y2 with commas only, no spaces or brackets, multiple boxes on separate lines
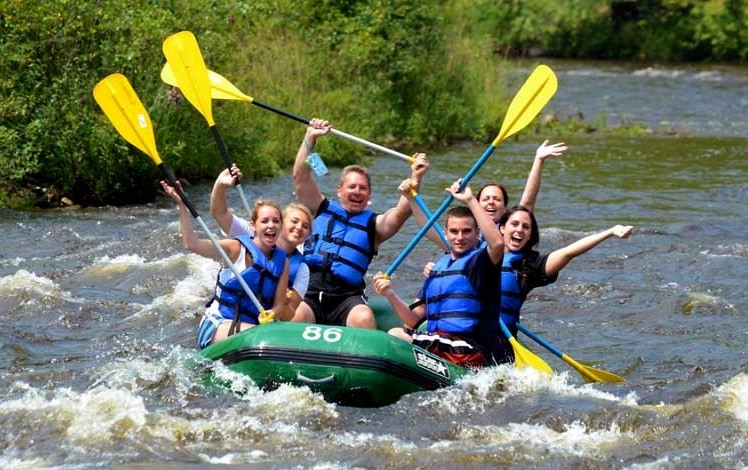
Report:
477,184,508,224
500,209,534,252
337,168,372,214
282,206,312,246
445,208,479,257
250,202,283,252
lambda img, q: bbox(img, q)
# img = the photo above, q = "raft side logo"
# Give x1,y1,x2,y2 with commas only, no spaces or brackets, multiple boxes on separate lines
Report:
413,349,450,380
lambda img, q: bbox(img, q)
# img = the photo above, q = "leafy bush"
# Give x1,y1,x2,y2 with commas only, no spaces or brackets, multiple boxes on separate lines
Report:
0,0,490,208
4,0,739,209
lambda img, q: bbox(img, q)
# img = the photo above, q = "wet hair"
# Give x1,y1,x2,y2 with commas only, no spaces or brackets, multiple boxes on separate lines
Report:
445,205,478,229
476,182,509,207
283,202,313,225
499,205,539,251
251,199,282,223
339,164,371,189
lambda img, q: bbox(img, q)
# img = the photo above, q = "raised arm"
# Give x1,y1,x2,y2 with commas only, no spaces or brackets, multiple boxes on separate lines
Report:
545,224,634,277
375,153,429,245
397,177,448,251
372,271,425,328
160,180,241,262
210,164,242,234
518,139,568,212
293,118,330,214
450,180,504,264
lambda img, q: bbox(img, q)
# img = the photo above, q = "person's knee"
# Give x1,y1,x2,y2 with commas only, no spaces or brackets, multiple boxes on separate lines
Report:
291,301,316,323
347,305,376,329
291,306,316,323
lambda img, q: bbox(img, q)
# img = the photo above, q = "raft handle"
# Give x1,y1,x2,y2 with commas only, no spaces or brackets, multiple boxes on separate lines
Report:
296,372,336,386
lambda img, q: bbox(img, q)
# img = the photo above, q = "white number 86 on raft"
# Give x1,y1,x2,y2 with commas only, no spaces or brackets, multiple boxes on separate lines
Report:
302,326,343,343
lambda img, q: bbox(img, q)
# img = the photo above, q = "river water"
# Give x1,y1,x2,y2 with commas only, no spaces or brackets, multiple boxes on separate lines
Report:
1,61,747,468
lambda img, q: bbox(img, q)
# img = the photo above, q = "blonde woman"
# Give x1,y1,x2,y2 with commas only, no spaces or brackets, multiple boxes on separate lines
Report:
161,181,292,349
209,165,313,318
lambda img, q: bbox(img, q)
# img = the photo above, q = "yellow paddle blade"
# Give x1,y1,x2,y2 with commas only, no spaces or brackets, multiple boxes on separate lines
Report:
161,63,254,103
508,337,553,374
206,68,254,102
93,73,161,165
562,354,625,383
159,62,179,88
162,30,215,126
492,64,558,147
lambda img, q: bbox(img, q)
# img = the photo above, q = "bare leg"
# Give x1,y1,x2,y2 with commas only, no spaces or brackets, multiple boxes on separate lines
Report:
388,327,413,342
213,321,256,343
346,304,376,329
291,300,316,323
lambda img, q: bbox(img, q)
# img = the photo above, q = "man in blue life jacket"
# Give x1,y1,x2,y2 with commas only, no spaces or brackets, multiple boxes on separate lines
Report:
372,178,508,368
293,118,429,329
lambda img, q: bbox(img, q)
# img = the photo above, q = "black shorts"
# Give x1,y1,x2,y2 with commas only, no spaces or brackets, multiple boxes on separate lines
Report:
304,291,368,326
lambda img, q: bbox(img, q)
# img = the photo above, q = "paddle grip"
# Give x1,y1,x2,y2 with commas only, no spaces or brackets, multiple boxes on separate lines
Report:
158,164,199,218
208,126,253,218
252,99,309,126
210,126,234,172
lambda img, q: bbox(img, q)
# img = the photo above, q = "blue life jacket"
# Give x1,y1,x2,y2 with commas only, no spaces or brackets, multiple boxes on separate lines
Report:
424,247,485,335
498,251,525,332
303,200,376,289
217,235,286,324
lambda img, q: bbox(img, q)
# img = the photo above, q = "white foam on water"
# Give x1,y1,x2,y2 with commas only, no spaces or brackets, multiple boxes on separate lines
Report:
168,383,343,465
0,256,26,267
455,420,630,459
205,359,340,420
631,66,729,83
624,456,681,469
425,364,638,415
117,253,219,319
0,383,148,444
681,290,739,316
197,450,267,465
633,67,687,79
324,430,417,458
0,350,343,466
0,269,81,303
714,373,748,423
701,242,748,257
162,253,221,310
90,346,202,404
0,456,50,470
91,253,148,266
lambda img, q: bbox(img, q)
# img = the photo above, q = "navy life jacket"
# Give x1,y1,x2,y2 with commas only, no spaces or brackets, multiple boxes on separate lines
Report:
217,235,286,324
498,251,526,332
303,200,376,289
424,247,486,335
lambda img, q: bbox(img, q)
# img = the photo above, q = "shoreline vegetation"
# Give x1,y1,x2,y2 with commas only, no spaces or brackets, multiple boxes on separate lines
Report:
2,0,745,210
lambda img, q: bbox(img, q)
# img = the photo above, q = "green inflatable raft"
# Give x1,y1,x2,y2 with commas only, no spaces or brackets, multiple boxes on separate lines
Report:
200,297,467,407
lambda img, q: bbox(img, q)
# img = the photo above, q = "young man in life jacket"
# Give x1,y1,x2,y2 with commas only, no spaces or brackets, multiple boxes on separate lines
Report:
372,178,508,368
292,118,430,329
